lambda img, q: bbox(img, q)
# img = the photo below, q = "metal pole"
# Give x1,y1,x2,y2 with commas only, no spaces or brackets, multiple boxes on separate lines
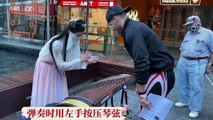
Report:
51,0,54,37
85,0,90,51
6,0,10,36
46,0,50,41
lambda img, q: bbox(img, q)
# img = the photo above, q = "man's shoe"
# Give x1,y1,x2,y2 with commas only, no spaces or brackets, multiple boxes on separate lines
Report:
189,111,199,119
174,102,187,107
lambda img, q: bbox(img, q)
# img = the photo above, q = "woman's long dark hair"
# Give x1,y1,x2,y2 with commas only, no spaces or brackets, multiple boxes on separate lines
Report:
49,19,85,73
49,27,69,73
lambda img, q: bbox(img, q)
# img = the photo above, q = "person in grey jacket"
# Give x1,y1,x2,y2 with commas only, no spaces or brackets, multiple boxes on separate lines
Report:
106,5,175,110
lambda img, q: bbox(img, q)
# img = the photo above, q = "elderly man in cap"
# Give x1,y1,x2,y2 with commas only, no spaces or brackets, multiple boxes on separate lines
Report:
106,5,175,110
175,15,213,118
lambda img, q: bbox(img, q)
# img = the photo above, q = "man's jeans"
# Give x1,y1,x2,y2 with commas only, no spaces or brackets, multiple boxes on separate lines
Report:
176,57,208,111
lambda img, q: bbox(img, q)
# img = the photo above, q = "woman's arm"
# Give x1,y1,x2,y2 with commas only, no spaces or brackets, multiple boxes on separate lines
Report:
52,41,88,71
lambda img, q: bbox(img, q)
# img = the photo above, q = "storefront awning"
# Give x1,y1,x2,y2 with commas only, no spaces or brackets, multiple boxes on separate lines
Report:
60,0,118,8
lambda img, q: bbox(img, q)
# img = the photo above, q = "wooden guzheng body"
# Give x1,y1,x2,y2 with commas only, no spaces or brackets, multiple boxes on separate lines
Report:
57,74,134,107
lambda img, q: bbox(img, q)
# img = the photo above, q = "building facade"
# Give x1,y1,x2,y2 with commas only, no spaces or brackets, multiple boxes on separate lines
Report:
0,0,47,41
121,0,213,46
0,0,213,54
0,0,119,52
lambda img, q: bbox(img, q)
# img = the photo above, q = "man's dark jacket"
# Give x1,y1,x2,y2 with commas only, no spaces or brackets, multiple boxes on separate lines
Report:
122,18,174,85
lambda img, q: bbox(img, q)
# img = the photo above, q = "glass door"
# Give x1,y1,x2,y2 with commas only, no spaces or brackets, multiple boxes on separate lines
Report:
160,6,193,47
156,6,213,47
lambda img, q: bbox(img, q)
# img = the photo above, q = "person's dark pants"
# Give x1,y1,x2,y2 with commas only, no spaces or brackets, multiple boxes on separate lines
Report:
147,69,175,97
140,69,175,111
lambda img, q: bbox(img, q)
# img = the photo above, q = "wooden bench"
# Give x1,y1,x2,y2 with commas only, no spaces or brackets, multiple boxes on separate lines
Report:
0,69,33,118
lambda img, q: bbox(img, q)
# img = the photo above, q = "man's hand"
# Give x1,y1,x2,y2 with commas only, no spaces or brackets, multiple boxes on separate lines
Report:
135,84,146,94
205,63,212,74
135,84,152,109
139,94,152,109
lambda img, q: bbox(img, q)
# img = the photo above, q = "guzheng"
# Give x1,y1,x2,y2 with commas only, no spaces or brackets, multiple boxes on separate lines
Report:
55,74,134,107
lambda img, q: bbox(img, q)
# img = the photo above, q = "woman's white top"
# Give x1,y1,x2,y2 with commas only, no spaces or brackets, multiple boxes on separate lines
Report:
39,34,87,71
